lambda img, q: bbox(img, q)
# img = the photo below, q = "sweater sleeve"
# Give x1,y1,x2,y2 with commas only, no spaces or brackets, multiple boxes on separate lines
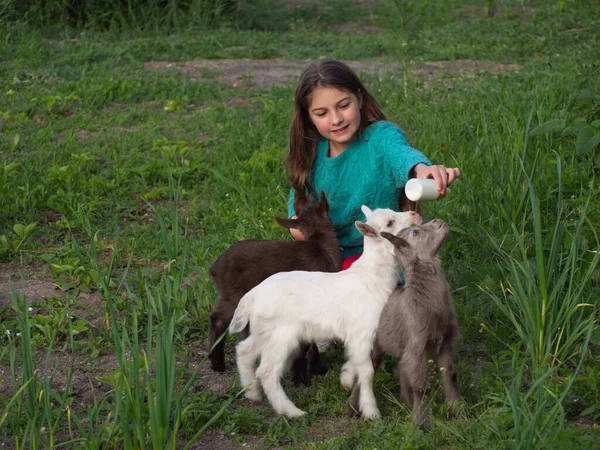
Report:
379,126,432,187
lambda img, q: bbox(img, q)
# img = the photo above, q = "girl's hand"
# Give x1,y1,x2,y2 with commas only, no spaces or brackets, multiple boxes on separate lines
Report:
412,163,460,197
289,216,305,241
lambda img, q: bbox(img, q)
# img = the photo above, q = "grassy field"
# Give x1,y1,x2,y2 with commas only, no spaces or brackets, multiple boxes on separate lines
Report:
1,0,600,448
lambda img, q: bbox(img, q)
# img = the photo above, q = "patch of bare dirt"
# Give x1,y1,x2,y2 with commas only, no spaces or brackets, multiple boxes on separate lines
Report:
196,368,236,396
0,262,113,408
305,417,354,442
32,114,49,127
221,96,252,110
0,278,59,308
145,59,519,91
0,261,57,309
414,59,519,90
0,260,48,283
572,415,600,429
0,349,117,410
0,263,106,330
274,0,383,8
74,290,109,330
191,339,237,396
75,129,95,140
192,428,262,450
330,23,386,34
415,59,518,76
457,4,537,22
145,59,306,89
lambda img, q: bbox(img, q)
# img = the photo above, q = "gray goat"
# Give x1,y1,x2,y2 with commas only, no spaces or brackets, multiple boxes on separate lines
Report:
347,219,462,428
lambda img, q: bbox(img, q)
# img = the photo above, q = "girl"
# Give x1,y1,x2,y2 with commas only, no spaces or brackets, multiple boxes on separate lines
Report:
286,59,460,270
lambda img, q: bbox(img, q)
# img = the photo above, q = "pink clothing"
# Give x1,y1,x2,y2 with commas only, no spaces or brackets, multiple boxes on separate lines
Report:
340,254,361,271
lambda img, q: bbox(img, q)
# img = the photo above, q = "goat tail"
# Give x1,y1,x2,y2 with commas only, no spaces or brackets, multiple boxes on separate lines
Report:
229,291,254,334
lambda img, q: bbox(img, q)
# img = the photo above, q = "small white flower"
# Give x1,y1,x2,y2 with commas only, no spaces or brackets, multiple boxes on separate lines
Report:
5,330,10,336
439,367,446,372
29,307,33,312
16,333,21,337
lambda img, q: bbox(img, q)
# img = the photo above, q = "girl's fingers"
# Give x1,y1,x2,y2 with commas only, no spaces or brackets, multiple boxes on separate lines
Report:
447,167,460,185
434,165,449,193
420,164,460,191
426,166,442,192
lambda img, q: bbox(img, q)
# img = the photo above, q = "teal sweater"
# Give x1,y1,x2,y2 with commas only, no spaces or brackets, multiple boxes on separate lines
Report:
288,121,431,258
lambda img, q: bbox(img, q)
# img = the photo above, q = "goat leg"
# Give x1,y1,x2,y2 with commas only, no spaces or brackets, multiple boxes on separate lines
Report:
347,343,384,417
307,343,327,376
208,310,228,372
236,334,262,402
400,350,432,430
346,340,381,419
436,340,463,416
290,343,312,387
412,386,432,431
258,333,306,418
397,359,413,411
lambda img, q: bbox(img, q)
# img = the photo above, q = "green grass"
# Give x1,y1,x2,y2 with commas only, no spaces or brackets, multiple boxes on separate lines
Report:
1,0,600,448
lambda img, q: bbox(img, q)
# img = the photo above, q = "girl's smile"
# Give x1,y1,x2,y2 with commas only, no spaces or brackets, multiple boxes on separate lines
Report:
308,86,362,157
332,124,350,134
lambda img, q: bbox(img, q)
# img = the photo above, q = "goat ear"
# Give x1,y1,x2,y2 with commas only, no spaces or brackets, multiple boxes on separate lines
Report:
275,217,298,229
319,191,329,213
380,231,409,249
361,205,373,219
355,221,378,238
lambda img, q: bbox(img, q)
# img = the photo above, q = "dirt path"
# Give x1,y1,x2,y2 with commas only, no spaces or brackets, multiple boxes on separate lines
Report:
145,58,518,89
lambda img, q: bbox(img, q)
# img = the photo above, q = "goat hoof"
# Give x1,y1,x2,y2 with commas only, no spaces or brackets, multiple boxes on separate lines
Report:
291,372,310,387
283,408,307,418
210,359,227,373
361,407,381,420
346,405,360,418
310,360,328,376
413,413,431,431
244,389,262,403
448,400,467,418
417,420,430,433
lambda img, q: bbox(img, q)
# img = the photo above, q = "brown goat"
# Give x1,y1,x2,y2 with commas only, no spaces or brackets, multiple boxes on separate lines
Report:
348,219,462,428
208,192,342,383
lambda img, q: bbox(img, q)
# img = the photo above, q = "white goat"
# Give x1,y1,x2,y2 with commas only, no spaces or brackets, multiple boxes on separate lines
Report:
229,206,421,419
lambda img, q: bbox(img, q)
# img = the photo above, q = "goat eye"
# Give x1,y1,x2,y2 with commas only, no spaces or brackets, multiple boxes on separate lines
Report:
387,220,395,227
413,229,419,236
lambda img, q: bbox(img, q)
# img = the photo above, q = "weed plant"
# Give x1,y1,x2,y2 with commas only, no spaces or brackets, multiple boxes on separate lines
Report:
1,0,600,448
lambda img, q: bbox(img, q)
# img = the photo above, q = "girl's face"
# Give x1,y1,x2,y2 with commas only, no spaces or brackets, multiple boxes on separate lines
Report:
308,86,362,156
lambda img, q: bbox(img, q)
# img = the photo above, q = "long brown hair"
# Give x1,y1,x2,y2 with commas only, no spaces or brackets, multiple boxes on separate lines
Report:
286,59,386,214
